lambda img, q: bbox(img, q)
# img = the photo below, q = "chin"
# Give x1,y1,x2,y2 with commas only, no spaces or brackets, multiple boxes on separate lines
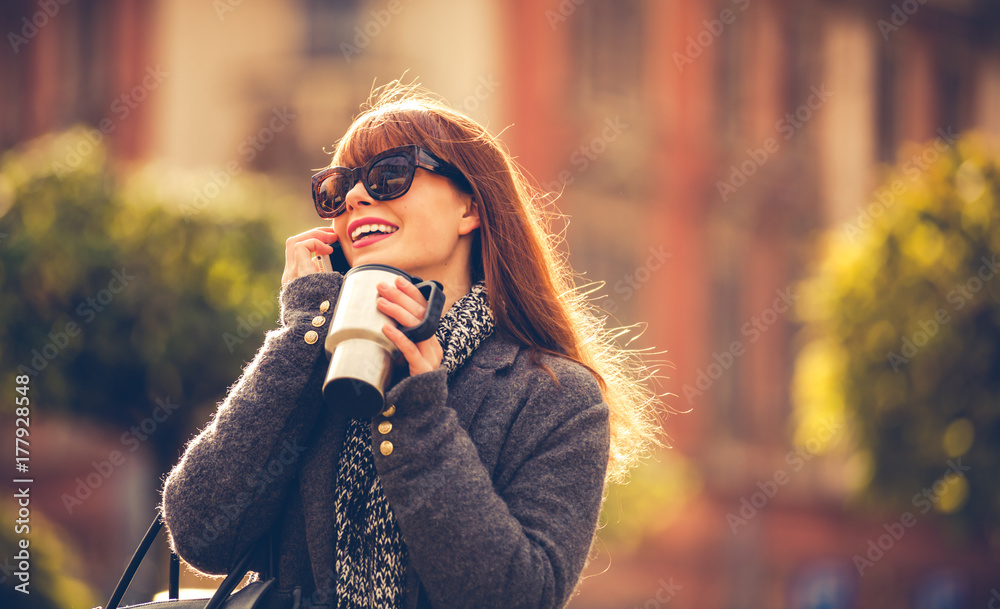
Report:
351,252,405,271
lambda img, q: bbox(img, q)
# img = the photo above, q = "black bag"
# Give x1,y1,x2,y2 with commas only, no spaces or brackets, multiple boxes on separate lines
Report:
99,509,278,609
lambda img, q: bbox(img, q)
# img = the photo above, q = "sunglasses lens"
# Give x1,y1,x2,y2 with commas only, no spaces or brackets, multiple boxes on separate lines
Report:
367,155,411,197
313,149,419,217
316,173,349,217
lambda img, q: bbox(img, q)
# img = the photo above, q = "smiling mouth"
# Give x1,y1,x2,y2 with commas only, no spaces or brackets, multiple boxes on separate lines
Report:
351,223,399,243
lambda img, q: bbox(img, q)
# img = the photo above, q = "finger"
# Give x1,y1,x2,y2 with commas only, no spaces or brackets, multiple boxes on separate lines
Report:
285,229,338,256
377,281,426,321
414,333,444,372
292,239,334,265
377,295,422,327
420,336,443,365
383,324,440,375
285,240,330,280
292,242,321,275
287,227,338,244
383,323,420,362
393,276,428,305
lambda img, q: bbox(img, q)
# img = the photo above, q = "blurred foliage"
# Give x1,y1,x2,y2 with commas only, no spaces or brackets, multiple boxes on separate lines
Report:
793,132,1000,539
0,500,96,609
0,128,297,465
598,451,702,552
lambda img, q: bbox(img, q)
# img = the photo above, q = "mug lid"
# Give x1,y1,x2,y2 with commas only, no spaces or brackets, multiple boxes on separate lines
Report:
344,264,422,283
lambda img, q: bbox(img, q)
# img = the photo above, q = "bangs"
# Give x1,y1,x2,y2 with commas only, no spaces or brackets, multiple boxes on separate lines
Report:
332,105,456,169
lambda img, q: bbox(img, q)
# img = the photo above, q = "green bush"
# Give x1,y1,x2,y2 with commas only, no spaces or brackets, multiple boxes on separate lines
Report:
793,132,1000,539
0,128,300,462
0,127,328,609
0,503,94,609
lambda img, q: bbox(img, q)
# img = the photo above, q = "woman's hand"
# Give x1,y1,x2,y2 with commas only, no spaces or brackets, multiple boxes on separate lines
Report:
378,276,443,376
281,227,339,286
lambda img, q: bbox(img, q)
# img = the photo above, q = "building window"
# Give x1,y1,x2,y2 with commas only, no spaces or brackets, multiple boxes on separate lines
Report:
569,0,644,105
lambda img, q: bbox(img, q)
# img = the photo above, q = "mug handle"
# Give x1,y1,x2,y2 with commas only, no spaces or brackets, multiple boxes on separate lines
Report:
399,280,445,343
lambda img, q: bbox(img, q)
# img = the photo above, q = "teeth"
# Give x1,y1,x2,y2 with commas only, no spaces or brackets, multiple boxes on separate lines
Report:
351,223,398,242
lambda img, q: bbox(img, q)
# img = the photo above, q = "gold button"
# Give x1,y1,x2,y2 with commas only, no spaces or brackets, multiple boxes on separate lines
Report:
379,441,393,456
378,421,392,435
304,330,319,344
319,300,330,313
382,404,396,417
311,315,326,327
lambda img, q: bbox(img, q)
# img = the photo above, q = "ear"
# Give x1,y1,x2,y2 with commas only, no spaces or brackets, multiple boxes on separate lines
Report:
457,197,481,236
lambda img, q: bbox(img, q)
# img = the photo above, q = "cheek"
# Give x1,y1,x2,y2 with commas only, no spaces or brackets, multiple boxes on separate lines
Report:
333,218,349,240
332,220,353,260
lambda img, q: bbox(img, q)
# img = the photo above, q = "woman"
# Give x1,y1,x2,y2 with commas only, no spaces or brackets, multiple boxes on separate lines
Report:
162,84,658,609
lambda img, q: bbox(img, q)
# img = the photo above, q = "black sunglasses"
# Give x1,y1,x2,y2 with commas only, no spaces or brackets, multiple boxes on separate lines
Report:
311,144,472,219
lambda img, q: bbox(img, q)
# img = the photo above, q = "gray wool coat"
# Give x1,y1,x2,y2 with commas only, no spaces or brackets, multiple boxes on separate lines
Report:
161,271,610,609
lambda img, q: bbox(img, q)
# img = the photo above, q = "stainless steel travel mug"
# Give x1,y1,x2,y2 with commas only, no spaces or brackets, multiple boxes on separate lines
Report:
322,264,444,418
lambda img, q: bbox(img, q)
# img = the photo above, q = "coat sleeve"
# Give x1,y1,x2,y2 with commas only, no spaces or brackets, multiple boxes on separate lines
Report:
373,356,610,609
161,271,342,574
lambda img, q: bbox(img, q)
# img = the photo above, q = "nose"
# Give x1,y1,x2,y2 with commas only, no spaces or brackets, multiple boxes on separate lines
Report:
343,179,373,215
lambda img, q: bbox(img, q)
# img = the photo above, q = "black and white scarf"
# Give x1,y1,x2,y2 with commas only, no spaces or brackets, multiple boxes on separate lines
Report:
333,282,494,608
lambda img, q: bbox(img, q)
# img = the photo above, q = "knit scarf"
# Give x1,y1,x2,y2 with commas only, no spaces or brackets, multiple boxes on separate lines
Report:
333,282,494,608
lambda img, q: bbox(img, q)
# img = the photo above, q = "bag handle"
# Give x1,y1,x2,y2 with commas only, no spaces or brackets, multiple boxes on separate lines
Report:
103,509,269,609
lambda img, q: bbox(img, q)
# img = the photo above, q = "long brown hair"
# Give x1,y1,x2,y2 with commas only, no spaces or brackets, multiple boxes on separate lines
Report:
329,83,661,482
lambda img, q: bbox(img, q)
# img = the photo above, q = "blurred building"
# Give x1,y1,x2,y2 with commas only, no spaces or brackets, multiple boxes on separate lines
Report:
4,0,1000,607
